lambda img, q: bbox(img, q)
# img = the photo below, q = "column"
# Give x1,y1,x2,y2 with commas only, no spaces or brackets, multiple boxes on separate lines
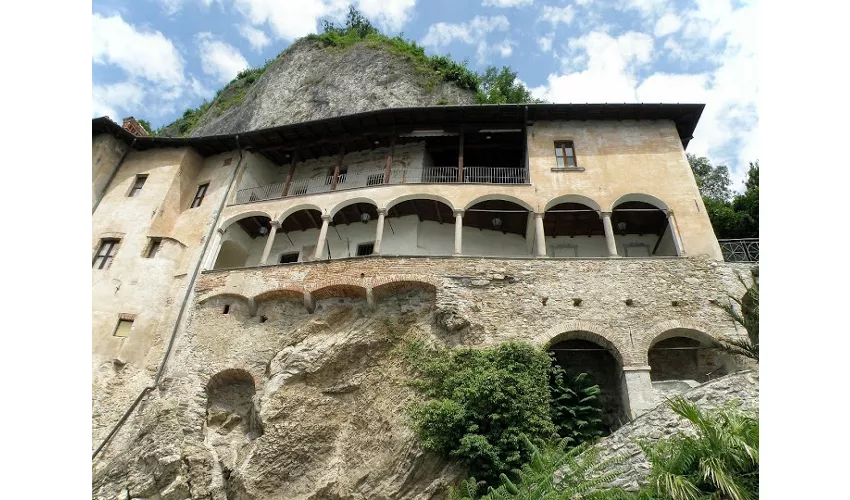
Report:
534,212,547,257
601,212,619,257
203,227,226,270
260,221,280,265
313,215,331,260
666,210,685,256
373,209,387,255
620,366,657,419
453,210,463,255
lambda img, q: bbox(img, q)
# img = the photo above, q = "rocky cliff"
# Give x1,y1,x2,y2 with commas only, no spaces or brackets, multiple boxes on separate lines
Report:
158,38,476,138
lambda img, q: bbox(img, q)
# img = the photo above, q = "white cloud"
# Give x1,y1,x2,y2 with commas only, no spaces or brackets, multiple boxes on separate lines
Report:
233,0,348,40
482,0,533,7
92,82,146,120
621,0,669,17
92,13,185,87
238,24,271,51
197,33,250,84
654,12,682,37
539,5,575,26
494,39,517,57
421,15,510,48
575,0,593,5
156,0,184,16
358,0,416,31
537,35,553,52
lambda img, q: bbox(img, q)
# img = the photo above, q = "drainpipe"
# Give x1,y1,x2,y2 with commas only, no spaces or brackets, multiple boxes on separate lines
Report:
93,137,136,214
92,136,245,460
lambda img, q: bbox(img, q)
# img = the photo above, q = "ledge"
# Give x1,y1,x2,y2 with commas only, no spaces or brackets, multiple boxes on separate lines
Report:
551,167,586,173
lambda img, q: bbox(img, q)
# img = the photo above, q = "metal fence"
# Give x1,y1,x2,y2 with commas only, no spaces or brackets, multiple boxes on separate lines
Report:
717,238,759,262
233,165,530,204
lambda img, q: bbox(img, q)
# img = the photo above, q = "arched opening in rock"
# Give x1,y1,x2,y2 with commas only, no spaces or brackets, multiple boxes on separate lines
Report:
648,329,736,396
548,336,626,433
206,369,263,439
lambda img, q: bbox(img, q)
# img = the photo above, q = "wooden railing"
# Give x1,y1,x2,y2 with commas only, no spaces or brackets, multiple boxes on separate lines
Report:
233,166,530,205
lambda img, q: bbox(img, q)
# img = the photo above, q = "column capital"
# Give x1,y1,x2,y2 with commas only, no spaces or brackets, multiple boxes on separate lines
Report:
321,214,332,222
377,208,388,216
453,209,464,217
665,209,674,217
270,220,282,229
534,212,545,219
600,211,613,218
216,227,226,235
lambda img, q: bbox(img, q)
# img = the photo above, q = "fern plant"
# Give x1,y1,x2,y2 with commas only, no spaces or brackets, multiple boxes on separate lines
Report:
638,397,759,500
714,267,759,361
549,364,605,445
448,438,628,500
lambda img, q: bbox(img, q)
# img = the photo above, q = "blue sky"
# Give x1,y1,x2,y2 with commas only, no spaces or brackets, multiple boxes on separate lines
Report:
92,0,757,186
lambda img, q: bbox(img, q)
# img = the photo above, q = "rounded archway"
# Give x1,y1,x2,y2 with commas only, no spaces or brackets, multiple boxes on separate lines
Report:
548,332,626,433
648,328,735,386
463,198,532,257
386,198,456,255
206,369,263,439
213,214,272,269
327,201,380,259
544,202,605,257
612,197,676,257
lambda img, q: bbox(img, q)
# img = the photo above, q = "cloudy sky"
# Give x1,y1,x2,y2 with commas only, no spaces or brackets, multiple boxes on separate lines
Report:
92,0,757,186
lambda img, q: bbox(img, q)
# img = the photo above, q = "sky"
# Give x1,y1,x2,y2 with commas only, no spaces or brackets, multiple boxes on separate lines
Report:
92,0,757,188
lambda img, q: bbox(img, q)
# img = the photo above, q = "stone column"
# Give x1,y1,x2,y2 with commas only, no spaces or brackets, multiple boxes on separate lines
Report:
314,215,331,260
260,221,280,265
534,212,547,257
373,209,387,255
666,210,685,256
621,366,657,419
601,212,619,257
453,210,463,255
203,227,226,270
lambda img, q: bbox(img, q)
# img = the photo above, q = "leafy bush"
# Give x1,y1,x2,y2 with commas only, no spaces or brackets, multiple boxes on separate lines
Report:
407,342,556,486
714,267,759,361
449,439,628,500
636,397,759,500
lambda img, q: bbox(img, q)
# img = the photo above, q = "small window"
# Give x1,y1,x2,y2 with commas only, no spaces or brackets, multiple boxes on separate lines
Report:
554,141,577,169
113,316,135,337
356,242,375,256
191,183,209,208
128,175,148,197
222,304,230,314
279,252,299,264
146,238,162,258
94,239,120,269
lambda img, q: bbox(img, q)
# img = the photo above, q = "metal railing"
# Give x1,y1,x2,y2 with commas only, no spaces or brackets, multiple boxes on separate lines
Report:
718,238,759,262
233,165,530,205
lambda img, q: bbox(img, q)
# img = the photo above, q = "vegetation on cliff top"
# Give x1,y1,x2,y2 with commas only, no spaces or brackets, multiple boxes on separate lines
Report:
155,6,540,137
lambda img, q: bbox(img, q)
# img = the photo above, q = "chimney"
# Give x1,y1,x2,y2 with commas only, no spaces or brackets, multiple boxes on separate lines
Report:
122,116,150,137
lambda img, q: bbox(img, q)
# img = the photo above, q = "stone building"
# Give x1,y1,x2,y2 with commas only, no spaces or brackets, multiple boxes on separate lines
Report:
91,104,756,494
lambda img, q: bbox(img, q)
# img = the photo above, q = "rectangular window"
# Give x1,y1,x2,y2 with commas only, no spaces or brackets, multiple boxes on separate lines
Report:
191,183,209,208
146,238,162,258
128,175,148,197
554,141,577,169
356,242,375,256
113,315,135,337
94,239,120,269
279,252,299,264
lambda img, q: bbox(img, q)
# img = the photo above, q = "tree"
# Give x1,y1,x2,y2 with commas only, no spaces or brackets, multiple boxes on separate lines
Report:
475,66,544,104
549,366,605,445
714,267,759,361
138,119,155,136
687,154,732,202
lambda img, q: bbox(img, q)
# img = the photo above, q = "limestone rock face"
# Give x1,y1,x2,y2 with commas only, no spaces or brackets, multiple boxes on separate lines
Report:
166,39,475,138
92,291,463,500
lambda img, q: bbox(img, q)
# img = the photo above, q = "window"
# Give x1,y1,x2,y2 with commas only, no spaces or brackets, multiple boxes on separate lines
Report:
94,239,120,269
191,183,209,208
113,314,135,337
222,304,230,314
146,238,162,258
356,242,375,256
128,175,148,197
554,141,578,169
279,252,299,264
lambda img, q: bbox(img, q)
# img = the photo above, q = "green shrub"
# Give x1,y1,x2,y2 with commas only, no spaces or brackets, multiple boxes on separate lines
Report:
407,342,556,486
549,366,605,446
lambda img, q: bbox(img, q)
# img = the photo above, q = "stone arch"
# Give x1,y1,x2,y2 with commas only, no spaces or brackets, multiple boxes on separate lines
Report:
205,368,263,440
385,193,457,212
197,292,252,307
329,197,379,217
535,321,628,365
463,194,535,212
277,203,324,225
220,210,274,231
610,193,670,212
642,320,737,383
371,279,438,301
544,194,602,213
253,288,307,304
310,282,368,301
